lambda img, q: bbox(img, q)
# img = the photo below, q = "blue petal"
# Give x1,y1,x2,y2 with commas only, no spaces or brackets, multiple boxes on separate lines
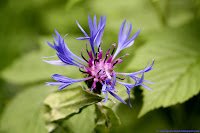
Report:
42,55,57,58
141,84,153,91
58,83,71,91
76,15,106,55
88,14,94,34
124,23,132,42
75,20,89,37
126,89,132,108
102,93,108,102
46,82,64,85
111,70,116,88
118,20,126,44
123,29,141,49
42,59,67,66
94,25,105,47
116,81,134,107
113,20,141,60
49,74,91,91
76,37,90,40
130,76,155,84
102,83,107,93
137,73,144,85
54,29,61,38
52,74,72,83
93,15,97,32
116,81,136,88
105,71,112,83
53,34,58,42
52,74,90,83
44,30,86,67
117,81,135,107
117,60,155,76
46,40,55,49
108,91,127,104
57,53,80,67
97,16,103,30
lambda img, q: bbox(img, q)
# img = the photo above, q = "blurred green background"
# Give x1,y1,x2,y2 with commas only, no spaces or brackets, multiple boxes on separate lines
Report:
0,0,200,133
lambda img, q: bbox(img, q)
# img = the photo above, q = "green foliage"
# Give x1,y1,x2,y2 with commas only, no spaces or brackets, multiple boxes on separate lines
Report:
51,105,96,133
0,79,20,117
95,104,121,128
0,85,56,133
127,20,200,117
62,105,96,133
1,0,200,133
44,86,102,121
0,1,41,72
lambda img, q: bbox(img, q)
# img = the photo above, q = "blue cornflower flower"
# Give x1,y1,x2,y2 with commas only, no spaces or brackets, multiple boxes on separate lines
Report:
43,15,155,107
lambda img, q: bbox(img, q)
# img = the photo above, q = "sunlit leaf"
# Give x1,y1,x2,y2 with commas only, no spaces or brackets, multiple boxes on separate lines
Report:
48,105,96,133
91,0,194,31
44,86,102,121
91,0,160,32
126,20,200,117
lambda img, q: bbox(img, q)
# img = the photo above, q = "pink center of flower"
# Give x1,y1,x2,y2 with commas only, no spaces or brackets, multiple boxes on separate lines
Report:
80,43,128,91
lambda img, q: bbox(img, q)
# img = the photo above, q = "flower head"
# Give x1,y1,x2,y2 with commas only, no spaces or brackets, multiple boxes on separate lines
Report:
43,15,155,107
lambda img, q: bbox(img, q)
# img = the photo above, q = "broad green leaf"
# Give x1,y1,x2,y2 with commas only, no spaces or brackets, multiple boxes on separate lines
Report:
44,86,102,121
47,105,96,133
0,85,56,133
62,105,96,133
126,20,200,117
1,36,83,84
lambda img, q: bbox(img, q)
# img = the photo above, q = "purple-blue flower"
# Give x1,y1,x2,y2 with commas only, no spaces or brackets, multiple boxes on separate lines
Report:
43,15,155,107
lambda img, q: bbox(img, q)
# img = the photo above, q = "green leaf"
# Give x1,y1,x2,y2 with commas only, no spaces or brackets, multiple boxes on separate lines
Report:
126,20,200,117
0,5,42,72
62,105,96,133
91,0,160,32
0,79,20,117
95,104,121,129
0,85,56,133
44,86,102,121
1,36,83,84
47,105,96,133
94,83,134,129
95,81,134,129
91,0,194,33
